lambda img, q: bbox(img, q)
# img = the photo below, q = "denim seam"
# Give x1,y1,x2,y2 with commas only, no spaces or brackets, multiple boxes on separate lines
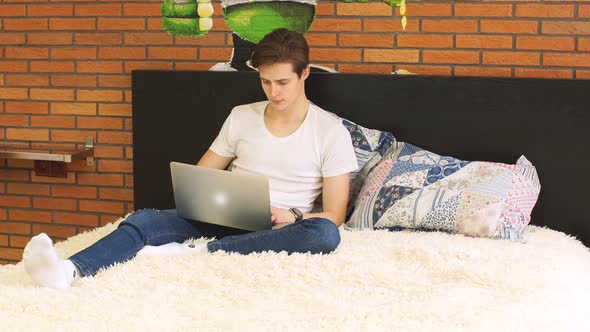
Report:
145,232,193,244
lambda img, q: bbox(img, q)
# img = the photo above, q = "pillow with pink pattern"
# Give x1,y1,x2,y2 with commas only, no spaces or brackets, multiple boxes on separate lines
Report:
346,141,541,242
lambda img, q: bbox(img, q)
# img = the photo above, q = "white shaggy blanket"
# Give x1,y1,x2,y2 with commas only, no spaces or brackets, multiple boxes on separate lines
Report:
1,221,589,332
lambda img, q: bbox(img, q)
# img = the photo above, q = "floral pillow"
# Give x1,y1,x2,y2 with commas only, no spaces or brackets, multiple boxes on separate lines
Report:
346,141,541,242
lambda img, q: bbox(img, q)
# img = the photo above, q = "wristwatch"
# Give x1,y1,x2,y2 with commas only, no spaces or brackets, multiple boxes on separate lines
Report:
289,208,303,222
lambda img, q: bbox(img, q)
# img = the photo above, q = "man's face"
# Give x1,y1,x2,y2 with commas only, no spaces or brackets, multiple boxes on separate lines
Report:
258,62,309,112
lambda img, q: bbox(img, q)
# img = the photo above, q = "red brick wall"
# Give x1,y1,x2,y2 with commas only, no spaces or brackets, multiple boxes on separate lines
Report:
1,0,589,264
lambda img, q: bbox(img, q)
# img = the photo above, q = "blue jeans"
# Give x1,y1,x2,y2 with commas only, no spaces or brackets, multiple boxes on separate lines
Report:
69,209,341,276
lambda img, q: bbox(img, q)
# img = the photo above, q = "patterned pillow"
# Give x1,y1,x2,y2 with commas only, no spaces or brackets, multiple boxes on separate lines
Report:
313,116,395,215
346,141,541,242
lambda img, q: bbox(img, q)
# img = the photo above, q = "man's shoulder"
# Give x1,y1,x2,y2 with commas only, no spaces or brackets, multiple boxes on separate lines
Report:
310,103,345,132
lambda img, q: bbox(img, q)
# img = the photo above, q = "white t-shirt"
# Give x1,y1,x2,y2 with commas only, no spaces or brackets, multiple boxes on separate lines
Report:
210,101,358,213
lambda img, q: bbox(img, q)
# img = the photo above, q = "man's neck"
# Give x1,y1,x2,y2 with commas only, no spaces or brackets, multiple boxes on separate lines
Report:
266,97,310,124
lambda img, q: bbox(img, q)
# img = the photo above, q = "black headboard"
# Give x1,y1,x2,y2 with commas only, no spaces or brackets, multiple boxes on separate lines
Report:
132,70,590,246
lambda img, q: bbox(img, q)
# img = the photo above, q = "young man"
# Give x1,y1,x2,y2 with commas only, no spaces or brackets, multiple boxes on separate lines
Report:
22,28,358,289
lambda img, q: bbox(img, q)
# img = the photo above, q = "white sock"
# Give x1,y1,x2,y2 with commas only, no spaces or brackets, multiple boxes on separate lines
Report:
136,242,208,257
23,233,78,289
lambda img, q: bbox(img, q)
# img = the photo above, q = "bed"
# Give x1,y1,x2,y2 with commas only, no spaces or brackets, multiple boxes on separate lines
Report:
1,71,589,331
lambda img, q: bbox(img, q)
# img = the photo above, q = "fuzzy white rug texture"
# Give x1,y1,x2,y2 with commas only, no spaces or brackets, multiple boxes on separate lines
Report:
1,221,589,332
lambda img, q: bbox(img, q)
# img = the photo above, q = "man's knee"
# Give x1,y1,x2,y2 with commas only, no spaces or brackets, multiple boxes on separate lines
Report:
304,217,341,254
119,209,166,239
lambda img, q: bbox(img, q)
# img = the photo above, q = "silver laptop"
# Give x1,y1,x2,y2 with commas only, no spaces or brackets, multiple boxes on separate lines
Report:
170,161,272,231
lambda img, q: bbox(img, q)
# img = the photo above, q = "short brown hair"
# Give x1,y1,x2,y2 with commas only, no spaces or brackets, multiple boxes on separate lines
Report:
250,28,309,78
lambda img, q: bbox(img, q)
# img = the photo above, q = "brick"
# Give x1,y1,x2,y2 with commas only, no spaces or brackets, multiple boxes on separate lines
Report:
50,18,96,31
309,18,361,32
516,36,574,51
123,4,160,16
30,61,75,73
51,130,97,143
52,185,97,199
0,88,27,100
54,212,99,227
5,101,48,114
0,61,27,73
456,35,513,49
98,18,145,31
101,214,123,226
339,34,393,48
5,47,48,59
78,117,123,130
75,4,122,17
337,3,393,16
0,169,29,181
198,48,232,61
64,159,95,172
77,173,124,187
173,34,224,46
28,33,72,45
308,48,360,62
581,5,590,19
9,210,51,223
577,70,590,79
304,33,337,47
0,5,26,16
0,195,30,208
32,224,77,238
0,248,24,261
454,4,512,17
33,197,77,211
32,172,76,185
454,66,511,78
9,235,31,249
99,187,133,201
28,4,73,17
397,34,453,48
580,38,590,52
0,221,31,235
30,88,74,101
124,119,132,130
316,3,334,16
6,128,49,141
77,61,123,73
338,64,392,74
483,51,539,66
75,33,122,46
93,146,124,159
423,50,480,64
0,235,7,246
397,3,451,17
364,49,419,63
51,102,96,115
97,160,133,173
514,68,573,79
0,33,25,45
98,103,131,116
6,183,50,196
98,75,130,88
6,74,50,87
481,20,538,34
516,4,574,18
148,47,197,60
51,75,97,88
422,20,478,33
542,21,590,35
4,19,48,31
79,200,124,214
51,47,97,59
147,18,164,31
97,131,132,144
124,32,172,46
99,47,145,59
0,115,28,126
366,19,421,33
123,61,173,73
6,159,34,168
543,53,590,67
77,89,123,102
30,115,75,128
125,174,133,187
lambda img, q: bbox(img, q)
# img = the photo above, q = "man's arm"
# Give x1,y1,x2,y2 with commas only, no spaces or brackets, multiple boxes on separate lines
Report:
272,173,350,227
304,173,350,226
197,149,234,170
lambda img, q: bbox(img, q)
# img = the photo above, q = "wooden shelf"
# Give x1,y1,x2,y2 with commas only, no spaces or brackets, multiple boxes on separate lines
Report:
0,147,93,163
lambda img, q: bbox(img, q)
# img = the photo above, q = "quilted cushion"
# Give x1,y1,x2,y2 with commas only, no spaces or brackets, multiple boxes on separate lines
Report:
346,141,541,241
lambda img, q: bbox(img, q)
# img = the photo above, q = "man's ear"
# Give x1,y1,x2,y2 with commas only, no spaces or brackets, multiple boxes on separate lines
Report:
301,65,311,80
